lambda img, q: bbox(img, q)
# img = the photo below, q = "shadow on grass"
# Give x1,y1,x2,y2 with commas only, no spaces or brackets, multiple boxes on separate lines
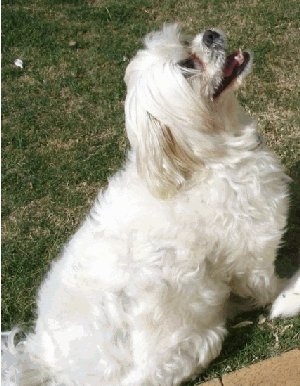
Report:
276,160,300,277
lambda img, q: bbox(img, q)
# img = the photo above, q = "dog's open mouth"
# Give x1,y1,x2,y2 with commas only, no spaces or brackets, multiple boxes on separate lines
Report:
213,50,251,98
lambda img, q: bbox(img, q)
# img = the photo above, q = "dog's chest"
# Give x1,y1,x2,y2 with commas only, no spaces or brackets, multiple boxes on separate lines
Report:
178,154,288,231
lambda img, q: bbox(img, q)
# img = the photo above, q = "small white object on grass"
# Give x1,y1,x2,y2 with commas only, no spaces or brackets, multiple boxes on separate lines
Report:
258,314,266,325
231,320,253,329
14,59,23,68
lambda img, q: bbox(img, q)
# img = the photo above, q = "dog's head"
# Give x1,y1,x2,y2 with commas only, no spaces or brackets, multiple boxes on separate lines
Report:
124,24,252,198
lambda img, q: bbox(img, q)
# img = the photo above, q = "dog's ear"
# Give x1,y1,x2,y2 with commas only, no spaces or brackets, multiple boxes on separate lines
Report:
124,48,209,198
127,110,200,198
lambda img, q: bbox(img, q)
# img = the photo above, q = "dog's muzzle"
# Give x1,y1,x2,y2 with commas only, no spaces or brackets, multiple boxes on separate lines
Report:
179,29,251,99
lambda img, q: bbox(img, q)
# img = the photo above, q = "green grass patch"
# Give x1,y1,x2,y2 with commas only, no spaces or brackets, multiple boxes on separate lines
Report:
2,0,299,382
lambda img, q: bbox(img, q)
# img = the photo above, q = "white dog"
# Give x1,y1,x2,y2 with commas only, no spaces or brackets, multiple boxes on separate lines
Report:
3,24,300,386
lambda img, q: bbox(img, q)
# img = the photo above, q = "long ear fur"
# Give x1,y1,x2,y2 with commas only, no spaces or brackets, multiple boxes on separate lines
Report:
124,64,206,198
135,113,201,198
124,25,214,198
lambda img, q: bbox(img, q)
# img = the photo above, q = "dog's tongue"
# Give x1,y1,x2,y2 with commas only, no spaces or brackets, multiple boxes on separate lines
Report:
214,50,250,98
223,51,244,77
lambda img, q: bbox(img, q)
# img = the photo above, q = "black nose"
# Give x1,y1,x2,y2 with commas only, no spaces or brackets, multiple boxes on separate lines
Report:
203,30,221,47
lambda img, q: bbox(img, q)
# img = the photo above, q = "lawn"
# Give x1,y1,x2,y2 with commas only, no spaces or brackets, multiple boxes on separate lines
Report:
2,0,299,383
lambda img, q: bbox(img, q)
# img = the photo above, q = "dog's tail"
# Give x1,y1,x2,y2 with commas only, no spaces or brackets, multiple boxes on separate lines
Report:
1,328,56,386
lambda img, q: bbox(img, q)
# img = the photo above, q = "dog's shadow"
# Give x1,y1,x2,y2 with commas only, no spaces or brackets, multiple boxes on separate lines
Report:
276,160,300,277
183,161,300,386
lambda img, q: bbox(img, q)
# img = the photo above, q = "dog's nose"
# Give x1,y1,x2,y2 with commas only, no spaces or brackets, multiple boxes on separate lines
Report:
203,30,221,47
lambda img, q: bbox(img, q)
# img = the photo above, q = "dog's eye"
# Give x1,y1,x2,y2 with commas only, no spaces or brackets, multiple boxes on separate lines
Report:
178,58,195,70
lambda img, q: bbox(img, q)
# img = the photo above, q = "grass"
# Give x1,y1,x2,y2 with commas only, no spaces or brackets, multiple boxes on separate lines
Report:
2,0,300,383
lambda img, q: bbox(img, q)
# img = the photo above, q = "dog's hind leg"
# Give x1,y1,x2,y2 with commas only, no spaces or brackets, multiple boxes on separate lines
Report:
122,320,227,386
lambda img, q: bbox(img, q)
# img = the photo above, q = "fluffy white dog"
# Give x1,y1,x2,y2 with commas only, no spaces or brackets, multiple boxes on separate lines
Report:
3,24,300,386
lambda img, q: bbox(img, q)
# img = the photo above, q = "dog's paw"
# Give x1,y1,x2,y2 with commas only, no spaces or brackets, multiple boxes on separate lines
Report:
270,270,300,319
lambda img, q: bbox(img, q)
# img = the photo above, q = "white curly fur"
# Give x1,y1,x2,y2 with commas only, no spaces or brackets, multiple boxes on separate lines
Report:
2,24,299,386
